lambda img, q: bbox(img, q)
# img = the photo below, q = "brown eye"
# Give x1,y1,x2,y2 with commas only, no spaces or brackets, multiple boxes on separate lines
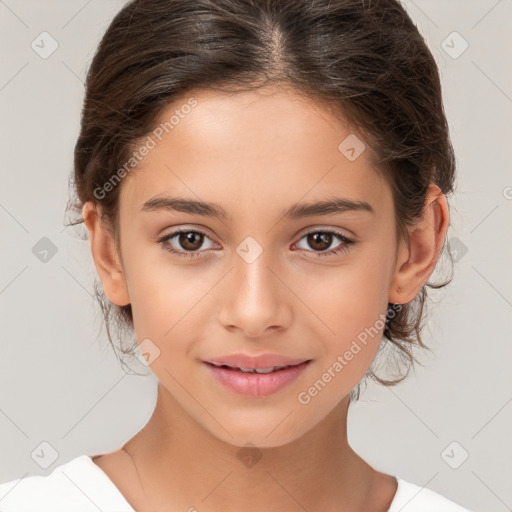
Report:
159,229,217,258
306,232,332,251
177,231,204,251
294,230,356,258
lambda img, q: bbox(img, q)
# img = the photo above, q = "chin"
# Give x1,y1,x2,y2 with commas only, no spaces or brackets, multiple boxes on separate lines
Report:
205,413,313,450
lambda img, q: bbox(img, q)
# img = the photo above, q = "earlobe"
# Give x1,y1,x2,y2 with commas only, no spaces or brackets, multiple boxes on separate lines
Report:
82,202,130,307
388,184,450,305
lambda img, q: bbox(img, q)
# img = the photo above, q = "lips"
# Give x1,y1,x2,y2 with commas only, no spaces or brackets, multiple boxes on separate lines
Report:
205,352,311,371
206,362,295,374
203,359,311,397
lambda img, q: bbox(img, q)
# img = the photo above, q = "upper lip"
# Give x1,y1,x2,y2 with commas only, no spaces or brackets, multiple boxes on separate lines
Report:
204,353,311,369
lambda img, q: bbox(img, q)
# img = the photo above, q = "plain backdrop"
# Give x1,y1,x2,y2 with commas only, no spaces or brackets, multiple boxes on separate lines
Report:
1,1,511,511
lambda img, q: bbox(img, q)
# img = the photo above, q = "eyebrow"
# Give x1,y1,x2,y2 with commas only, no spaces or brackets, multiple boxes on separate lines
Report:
141,195,375,220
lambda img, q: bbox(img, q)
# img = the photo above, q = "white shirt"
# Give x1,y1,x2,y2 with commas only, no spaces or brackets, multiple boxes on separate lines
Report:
0,454,473,511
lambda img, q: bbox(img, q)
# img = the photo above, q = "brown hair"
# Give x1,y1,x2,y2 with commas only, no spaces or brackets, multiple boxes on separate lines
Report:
66,0,456,401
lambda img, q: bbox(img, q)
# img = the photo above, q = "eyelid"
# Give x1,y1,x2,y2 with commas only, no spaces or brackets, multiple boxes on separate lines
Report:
155,224,217,243
157,224,355,245
159,227,219,249
295,224,356,240
292,227,356,255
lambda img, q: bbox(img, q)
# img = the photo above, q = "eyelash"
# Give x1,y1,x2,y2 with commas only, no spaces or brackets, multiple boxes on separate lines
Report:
158,228,356,259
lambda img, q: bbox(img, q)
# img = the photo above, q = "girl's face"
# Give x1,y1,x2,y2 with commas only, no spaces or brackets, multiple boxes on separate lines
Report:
104,86,404,447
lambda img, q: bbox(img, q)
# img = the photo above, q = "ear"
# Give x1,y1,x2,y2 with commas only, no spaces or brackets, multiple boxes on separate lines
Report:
388,184,450,305
82,202,130,307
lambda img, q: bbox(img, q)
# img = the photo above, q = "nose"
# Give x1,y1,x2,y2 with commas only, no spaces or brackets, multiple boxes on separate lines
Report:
217,247,292,339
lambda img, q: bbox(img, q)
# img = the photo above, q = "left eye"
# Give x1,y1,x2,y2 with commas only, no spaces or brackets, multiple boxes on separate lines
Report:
293,230,355,258
158,229,355,259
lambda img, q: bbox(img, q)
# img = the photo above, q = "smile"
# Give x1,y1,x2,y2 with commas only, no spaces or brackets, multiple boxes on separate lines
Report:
207,362,294,373
203,360,311,397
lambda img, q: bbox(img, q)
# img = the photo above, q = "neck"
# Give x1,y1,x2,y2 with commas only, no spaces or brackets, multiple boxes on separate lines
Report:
123,382,377,512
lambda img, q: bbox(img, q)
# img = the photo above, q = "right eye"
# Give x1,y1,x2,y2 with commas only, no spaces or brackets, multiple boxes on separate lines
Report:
158,229,218,258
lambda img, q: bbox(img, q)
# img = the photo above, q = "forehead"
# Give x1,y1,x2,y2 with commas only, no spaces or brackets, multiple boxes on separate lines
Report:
119,86,390,220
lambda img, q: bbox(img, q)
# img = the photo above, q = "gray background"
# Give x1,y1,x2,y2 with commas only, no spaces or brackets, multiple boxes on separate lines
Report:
1,1,511,511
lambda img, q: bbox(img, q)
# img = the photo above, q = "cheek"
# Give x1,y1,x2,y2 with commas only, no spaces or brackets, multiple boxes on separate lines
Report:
121,242,191,336
124,249,218,365
298,259,390,384
305,259,390,335
129,270,198,338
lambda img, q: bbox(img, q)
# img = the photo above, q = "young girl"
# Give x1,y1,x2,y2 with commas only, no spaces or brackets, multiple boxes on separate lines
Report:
0,0,473,510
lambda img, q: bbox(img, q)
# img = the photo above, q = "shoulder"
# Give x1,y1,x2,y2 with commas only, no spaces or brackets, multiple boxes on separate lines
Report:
0,454,133,512
388,477,473,512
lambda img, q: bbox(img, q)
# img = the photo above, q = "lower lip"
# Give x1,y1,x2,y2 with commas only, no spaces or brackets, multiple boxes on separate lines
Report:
203,361,310,397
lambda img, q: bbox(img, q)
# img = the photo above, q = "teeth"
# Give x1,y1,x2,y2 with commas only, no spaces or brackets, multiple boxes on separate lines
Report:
208,362,294,373
239,366,288,373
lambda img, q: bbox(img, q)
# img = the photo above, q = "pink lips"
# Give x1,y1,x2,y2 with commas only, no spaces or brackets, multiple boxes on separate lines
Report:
203,353,312,397
205,352,309,369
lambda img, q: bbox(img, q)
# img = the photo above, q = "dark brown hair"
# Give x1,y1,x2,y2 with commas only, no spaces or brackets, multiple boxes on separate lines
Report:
66,0,456,401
